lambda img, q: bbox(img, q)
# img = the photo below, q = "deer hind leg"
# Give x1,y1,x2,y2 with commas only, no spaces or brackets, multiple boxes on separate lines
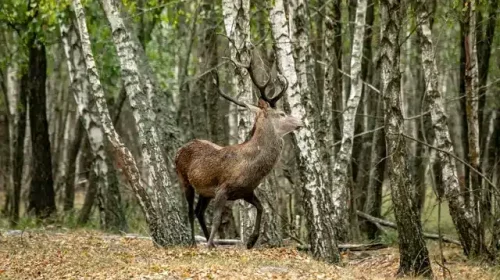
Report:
244,193,263,249
195,195,211,240
207,188,228,249
183,184,196,246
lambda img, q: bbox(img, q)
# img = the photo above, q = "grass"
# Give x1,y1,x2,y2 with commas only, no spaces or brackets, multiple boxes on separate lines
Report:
0,229,498,280
0,188,498,279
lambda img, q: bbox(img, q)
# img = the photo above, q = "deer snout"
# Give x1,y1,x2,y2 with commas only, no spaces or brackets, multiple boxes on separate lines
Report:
290,116,304,130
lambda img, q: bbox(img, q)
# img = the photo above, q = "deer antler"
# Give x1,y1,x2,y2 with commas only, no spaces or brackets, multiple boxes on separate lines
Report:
212,70,248,108
230,54,287,108
268,73,288,108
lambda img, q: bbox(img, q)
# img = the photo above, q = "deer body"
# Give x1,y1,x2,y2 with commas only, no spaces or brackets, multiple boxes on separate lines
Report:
176,120,283,200
175,59,301,249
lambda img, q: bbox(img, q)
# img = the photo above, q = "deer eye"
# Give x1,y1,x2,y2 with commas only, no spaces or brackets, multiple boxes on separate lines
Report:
279,112,286,117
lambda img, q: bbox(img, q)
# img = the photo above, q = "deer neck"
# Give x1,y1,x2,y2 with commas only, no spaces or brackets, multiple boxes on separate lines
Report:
246,120,283,168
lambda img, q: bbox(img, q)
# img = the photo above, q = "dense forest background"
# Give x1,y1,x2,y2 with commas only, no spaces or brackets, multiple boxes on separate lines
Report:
0,0,499,277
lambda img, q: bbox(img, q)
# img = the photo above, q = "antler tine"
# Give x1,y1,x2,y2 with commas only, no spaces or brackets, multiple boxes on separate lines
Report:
269,74,288,108
212,70,248,108
246,62,272,103
230,55,272,103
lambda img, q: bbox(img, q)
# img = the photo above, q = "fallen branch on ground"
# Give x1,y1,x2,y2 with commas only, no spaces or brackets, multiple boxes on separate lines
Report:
195,236,242,245
297,242,388,252
357,210,461,245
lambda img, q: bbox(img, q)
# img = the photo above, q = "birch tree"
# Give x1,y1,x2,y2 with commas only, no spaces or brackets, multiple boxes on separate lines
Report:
319,0,342,188
416,0,490,258
270,0,340,263
222,0,282,246
380,0,432,276
222,0,253,243
59,12,126,231
330,0,367,241
72,0,189,245
463,0,486,250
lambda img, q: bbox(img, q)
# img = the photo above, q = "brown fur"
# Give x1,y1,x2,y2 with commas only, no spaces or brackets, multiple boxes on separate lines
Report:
174,98,302,248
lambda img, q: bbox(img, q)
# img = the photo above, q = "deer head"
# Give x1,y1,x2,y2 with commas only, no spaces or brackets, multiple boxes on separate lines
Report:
214,59,303,139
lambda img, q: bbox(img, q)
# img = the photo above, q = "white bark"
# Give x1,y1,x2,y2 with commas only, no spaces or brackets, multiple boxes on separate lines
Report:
72,0,189,245
221,0,255,242
380,0,432,276
4,56,18,213
464,0,481,215
270,0,340,263
416,0,487,257
99,0,189,243
59,17,110,221
330,0,367,240
320,1,342,184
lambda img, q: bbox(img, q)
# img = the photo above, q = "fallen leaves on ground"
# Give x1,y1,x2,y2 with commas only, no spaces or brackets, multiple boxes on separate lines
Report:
0,229,497,279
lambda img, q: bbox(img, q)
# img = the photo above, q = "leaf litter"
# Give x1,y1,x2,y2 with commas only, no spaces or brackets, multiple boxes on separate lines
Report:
0,229,497,279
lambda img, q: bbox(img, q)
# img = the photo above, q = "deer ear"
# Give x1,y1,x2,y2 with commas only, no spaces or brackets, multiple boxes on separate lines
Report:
257,98,269,109
247,104,261,114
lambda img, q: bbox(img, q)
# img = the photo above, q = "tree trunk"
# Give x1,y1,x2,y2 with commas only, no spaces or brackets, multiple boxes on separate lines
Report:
63,118,84,212
330,0,367,241
353,0,375,224
77,140,97,225
8,66,27,225
363,94,386,239
477,0,498,139
60,14,126,231
380,0,433,277
417,0,492,259
476,0,498,234
320,0,342,173
270,0,340,264
222,0,281,245
27,32,57,219
97,0,190,244
463,0,485,253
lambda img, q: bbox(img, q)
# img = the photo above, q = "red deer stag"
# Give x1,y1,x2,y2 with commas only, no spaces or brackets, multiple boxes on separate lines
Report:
174,63,303,249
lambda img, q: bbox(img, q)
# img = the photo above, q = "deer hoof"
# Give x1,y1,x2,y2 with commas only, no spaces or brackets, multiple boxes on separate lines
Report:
207,242,216,249
246,235,258,249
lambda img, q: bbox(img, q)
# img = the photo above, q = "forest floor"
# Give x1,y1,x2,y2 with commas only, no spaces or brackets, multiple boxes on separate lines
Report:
0,228,498,280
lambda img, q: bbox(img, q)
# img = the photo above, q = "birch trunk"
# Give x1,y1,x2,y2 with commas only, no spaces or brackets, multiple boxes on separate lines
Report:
330,0,367,241
464,0,485,252
60,16,126,231
5,59,25,225
415,0,490,258
222,0,281,245
100,0,188,240
72,0,189,245
380,0,432,276
319,0,342,184
270,0,340,263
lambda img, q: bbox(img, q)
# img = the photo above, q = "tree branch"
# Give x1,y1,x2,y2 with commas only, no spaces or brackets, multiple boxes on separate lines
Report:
401,133,499,196
357,211,461,245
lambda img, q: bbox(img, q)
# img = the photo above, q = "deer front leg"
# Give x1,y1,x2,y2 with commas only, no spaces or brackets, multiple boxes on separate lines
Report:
207,188,228,249
195,196,211,240
244,193,263,249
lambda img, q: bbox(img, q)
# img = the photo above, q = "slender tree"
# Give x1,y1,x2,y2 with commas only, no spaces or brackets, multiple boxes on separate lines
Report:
416,0,491,259
380,0,432,276
26,16,57,219
59,12,126,231
72,0,189,245
330,0,367,241
270,0,340,263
